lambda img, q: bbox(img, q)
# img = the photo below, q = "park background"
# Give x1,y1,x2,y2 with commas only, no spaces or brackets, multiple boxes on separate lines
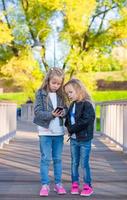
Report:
0,2,127,199
0,0,127,122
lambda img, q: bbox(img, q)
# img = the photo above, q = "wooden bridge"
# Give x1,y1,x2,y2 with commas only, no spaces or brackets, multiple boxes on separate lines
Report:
0,101,127,200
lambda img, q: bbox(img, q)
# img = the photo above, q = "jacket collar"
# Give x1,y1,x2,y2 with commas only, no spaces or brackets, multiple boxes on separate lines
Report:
38,88,62,108
38,89,48,96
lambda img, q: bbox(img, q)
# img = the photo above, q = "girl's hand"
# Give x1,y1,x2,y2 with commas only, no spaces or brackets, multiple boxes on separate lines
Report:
59,110,64,117
52,110,64,117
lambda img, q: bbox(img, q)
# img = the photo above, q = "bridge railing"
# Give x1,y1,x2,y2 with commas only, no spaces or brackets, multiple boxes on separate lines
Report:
0,102,17,148
20,101,127,152
95,100,127,152
20,103,34,121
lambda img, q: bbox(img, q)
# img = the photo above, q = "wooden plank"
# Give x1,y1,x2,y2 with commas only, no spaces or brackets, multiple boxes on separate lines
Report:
0,121,127,200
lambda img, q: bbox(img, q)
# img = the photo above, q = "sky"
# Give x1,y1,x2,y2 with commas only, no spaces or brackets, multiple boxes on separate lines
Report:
45,12,70,68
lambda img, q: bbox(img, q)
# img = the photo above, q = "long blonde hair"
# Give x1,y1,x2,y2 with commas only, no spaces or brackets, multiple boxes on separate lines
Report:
64,78,92,102
41,67,65,97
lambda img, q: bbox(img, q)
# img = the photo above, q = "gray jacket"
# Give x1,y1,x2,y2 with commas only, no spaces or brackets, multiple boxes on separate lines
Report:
33,89,67,128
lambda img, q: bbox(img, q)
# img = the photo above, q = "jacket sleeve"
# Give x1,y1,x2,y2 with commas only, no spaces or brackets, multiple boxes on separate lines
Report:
68,101,95,134
34,91,54,121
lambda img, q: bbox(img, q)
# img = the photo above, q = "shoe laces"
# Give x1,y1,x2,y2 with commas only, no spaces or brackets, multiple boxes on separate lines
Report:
42,184,49,190
72,185,78,189
83,184,91,190
56,183,63,188
72,182,78,188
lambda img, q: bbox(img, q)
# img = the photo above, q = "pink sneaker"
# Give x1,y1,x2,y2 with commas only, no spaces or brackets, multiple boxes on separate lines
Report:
80,184,93,196
40,184,50,196
71,182,80,194
54,183,66,194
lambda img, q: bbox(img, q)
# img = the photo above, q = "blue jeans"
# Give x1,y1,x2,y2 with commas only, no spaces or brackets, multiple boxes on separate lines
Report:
70,138,92,185
39,135,64,185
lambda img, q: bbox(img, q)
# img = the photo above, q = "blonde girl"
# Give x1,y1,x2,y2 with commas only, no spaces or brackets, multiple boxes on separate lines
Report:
64,78,95,197
34,67,67,196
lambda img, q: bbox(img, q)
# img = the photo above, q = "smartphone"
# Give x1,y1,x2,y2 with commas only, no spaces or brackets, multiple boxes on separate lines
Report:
54,106,64,112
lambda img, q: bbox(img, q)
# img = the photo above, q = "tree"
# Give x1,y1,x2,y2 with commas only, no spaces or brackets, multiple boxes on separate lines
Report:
59,0,127,73
1,0,127,94
38,0,127,88
0,0,44,98
1,47,43,99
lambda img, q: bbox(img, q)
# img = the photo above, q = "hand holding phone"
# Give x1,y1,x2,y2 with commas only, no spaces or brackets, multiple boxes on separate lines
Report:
52,106,64,117
54,106,64,112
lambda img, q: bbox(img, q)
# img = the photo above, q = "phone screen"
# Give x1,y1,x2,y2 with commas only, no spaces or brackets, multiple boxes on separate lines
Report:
54,107,63,112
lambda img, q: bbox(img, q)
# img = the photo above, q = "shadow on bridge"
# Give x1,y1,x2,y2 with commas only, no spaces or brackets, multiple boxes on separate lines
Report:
0,120,127,200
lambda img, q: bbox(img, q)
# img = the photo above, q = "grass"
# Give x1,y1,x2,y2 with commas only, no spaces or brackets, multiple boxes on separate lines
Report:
0,90,127,105
92,90,127,102
0,92,27,106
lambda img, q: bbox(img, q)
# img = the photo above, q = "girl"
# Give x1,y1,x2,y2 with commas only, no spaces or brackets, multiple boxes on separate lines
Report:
64,79,95,197
33,68,67,196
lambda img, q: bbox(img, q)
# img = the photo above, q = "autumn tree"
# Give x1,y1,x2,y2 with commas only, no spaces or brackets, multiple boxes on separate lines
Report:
0,0,44,99
37,0,127,89
24,0,127,89
1,0,127,93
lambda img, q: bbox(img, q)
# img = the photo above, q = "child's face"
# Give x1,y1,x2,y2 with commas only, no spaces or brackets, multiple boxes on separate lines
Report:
49,76,63,92
65,84,78,101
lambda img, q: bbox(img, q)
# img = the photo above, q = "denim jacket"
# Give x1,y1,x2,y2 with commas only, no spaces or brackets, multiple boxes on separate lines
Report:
33,89,67,128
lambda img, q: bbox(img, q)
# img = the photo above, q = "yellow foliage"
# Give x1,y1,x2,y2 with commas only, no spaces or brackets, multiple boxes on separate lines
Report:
39,0,96,34
1,48,43,99
75,72,96,92
0,22,13,44
109,8,127,40
39,0,62,10
65,72,96,92
63,0,96,34
67,48,99,73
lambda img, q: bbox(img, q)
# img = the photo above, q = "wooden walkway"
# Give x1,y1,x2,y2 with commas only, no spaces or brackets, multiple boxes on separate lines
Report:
0,121,127,200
